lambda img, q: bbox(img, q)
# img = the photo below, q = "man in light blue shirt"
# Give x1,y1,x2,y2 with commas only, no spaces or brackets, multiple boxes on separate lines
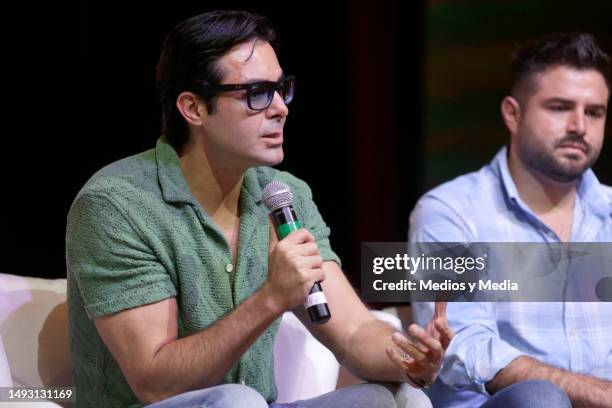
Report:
410,32,612,407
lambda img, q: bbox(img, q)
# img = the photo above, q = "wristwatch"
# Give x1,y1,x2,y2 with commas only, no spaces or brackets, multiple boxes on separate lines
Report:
405,372,434,389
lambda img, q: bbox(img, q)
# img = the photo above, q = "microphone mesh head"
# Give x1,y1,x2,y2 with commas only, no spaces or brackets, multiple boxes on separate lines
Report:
262,181,294,211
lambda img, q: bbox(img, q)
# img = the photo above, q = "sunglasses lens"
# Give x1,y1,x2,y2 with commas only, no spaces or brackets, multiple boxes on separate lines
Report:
247,77,295,110
248,83,274,110
281,77,295,105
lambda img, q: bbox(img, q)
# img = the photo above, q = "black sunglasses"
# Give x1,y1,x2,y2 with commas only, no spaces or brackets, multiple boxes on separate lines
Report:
198,75,295,111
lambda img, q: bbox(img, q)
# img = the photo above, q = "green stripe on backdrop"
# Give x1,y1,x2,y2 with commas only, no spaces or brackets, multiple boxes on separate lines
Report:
424,141,504,190
427,0,612,47
427,91,505,135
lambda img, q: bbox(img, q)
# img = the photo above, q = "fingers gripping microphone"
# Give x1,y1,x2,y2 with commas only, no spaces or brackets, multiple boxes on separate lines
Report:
262,181,331,324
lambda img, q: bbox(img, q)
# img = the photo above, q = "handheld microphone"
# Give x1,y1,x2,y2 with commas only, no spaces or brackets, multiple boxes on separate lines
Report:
262,181,331,324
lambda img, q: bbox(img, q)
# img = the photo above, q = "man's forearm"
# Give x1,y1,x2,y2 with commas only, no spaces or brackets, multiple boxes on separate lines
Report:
339,318,404,382
486,356,612,408
142,284,282,403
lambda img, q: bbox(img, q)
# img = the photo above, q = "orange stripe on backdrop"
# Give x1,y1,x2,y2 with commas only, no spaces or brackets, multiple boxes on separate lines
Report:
426,0,516,8
426,41,515,100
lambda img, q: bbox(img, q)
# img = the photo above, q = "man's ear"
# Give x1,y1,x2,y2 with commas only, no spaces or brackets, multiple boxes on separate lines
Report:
501,95,521,137
176,91,208,126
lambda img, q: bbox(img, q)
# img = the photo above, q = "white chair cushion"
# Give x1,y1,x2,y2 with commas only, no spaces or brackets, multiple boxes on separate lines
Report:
0,274,70,388
0,334,12,387
273,312,340,403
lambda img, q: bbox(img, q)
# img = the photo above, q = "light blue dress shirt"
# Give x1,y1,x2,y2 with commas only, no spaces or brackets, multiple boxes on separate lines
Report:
410,146,612,408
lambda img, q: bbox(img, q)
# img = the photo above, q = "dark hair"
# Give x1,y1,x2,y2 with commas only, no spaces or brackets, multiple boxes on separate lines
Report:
156,10,278,150
511,32,611,101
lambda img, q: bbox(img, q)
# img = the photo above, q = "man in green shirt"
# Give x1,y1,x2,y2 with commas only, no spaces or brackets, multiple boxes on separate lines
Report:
66,10,452,408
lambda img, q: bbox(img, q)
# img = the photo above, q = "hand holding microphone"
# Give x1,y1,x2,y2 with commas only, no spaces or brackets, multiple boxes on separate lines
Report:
263,181,331,324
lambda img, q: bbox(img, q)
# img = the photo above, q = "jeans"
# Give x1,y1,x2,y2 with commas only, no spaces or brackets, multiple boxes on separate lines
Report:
145,382,433,408
481,380,571,408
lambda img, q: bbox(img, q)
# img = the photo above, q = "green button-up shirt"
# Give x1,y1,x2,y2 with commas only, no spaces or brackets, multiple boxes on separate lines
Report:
66,137,340,407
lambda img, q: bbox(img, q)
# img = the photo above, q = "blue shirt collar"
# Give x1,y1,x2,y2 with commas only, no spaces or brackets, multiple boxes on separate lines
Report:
492,145,611,220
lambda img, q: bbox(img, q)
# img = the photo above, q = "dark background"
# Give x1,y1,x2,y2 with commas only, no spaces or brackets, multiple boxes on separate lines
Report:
5,1,611,297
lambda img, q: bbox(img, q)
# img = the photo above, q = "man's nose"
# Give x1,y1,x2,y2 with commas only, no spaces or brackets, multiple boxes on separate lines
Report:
266,91,289,120
567,109,587,136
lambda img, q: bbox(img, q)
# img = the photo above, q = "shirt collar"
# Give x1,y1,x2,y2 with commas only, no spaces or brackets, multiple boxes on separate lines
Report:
493,145,611,219
576,168,612,219
156,137,196,205
155,137,265,208
494,146,521,206
242,167,264,206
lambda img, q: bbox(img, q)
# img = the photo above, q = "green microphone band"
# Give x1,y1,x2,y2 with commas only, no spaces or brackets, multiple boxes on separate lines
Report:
277,220,302,239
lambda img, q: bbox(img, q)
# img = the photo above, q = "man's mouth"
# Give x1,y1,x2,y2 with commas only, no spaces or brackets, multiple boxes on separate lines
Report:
557,142,587,154
262,132,283,146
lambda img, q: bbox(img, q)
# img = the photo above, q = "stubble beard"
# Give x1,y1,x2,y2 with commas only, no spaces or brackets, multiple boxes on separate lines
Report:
516,127,600,183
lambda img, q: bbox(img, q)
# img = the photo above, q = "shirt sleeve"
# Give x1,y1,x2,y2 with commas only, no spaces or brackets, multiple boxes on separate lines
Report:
292,179,341,268
409,194,524,395
66,191,176,319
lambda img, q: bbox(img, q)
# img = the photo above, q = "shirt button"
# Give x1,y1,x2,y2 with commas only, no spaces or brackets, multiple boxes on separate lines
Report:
226,263,233,273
